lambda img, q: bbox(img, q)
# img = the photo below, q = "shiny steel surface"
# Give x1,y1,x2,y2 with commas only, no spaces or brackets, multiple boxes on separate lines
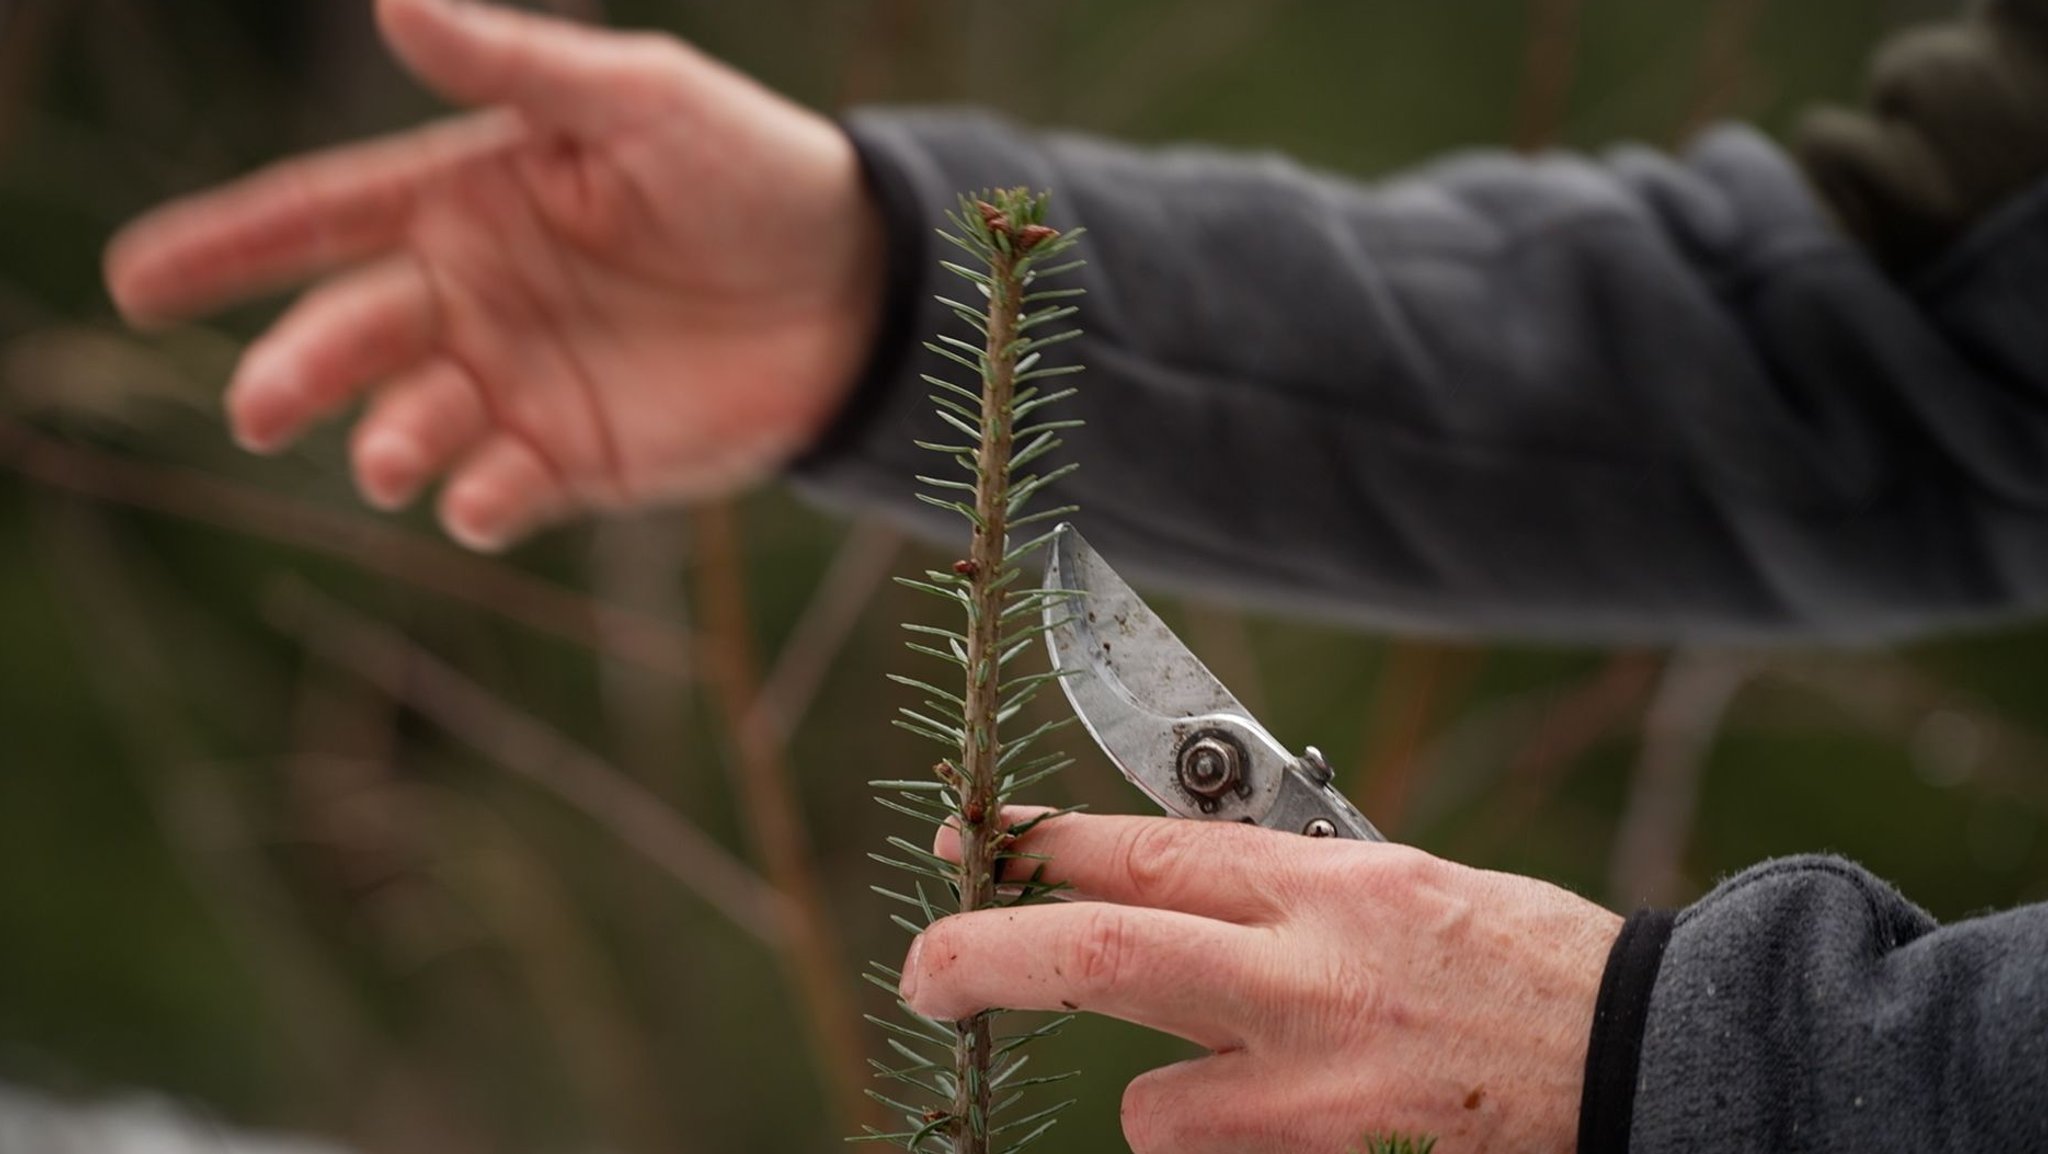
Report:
1042,524,1385,842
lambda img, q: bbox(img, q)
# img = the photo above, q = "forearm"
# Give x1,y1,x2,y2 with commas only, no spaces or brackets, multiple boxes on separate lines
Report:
795,109,2048,643
1606,858,2048,1152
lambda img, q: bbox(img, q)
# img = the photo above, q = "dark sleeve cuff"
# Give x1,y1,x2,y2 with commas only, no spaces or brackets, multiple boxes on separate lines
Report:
1578,907,1677,1154
789,119,929,472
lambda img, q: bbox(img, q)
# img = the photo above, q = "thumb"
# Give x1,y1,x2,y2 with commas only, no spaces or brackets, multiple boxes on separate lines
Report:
376,0,680,130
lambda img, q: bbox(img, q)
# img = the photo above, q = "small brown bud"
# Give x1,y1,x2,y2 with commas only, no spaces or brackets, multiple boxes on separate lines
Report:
975,200,1009,234
1016,224,1060,251
952,558,980,578
963,800,986,824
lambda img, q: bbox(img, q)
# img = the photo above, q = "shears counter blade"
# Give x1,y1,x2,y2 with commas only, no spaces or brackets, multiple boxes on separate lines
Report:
1042,524,1384,842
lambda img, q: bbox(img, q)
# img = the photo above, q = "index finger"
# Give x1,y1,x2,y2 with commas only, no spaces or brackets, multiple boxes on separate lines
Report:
902,902,1269,1053
104,109,525,325
938,809,1336,925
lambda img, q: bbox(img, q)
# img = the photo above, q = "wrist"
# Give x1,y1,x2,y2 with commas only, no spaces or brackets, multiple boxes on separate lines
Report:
789,117,925,471
1448,870,1625,1154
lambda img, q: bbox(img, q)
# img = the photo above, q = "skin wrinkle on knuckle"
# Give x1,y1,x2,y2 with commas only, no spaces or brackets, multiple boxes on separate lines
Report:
1352,845,1448,918
1063,905,1131,1001
1113,819,1191,905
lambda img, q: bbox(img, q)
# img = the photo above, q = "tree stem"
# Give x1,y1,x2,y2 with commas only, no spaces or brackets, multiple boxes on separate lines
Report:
950,239,1023,1154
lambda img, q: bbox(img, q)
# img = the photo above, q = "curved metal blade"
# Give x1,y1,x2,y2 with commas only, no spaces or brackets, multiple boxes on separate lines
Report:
1042,524,1284,821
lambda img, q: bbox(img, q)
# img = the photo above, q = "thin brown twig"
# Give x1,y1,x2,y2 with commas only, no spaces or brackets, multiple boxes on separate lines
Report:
1679,0,1769,144
748,522,904,747
1588,2,1773,901
1443,651,1664,856
591,514,697,786
0,0,60,152
264,578,793,946
1606,652,1754,907
1515,0,1585,151
1353,642,1485,838
840,0,926,105
1508,652,1663,787
691,502,873,1130
1588,0,1773,907
0,417,695,677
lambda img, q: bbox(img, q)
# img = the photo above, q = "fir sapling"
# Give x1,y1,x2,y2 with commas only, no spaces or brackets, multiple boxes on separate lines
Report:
857,188,1088,1154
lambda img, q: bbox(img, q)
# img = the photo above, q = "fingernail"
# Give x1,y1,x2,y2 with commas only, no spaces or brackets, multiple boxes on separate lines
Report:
231,409,288,455
899,935,925,1006
355,432,422,510
230,423,271,454
447,517,510,554
441,486,512,553
227,357,296,455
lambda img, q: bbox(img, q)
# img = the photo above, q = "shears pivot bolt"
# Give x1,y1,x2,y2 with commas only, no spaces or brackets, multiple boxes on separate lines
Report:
1178,734,1244,810
1303,818,1338,838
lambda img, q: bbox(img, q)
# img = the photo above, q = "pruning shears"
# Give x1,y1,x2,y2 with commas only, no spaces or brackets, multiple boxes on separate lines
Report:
1043,524,1386,842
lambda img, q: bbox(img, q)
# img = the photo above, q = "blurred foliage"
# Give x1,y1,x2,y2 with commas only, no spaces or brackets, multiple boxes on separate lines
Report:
2,0,2044,1152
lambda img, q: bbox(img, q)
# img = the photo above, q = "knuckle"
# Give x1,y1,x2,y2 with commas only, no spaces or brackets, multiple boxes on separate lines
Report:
1063,906,1130,998
1357,844,1445,894
1113,820,1191,902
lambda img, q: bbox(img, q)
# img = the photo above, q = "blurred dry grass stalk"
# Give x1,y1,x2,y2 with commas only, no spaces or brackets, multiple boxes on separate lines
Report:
3,2,2047,1153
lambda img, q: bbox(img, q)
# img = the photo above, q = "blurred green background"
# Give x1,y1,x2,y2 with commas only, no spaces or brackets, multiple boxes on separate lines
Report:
3,0,2044,1151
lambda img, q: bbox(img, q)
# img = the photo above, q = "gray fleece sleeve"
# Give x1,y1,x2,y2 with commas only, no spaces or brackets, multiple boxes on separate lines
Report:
1632,858,2048,1152
794,110,2048,645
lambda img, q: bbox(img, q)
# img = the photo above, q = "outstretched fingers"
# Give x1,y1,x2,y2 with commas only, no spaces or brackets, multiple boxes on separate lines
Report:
376,0,690,132
226,256,442,453
352,360,490,511
438,432,573,553
899,902,1274,1053
106,109,524,325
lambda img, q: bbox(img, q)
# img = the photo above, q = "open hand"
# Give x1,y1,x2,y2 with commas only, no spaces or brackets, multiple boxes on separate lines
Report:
904,812,1621,1154
105,0,883,550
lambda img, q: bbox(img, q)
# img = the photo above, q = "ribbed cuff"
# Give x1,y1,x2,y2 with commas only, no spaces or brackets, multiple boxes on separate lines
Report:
790,118,928,473
1578,907,1677,1154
